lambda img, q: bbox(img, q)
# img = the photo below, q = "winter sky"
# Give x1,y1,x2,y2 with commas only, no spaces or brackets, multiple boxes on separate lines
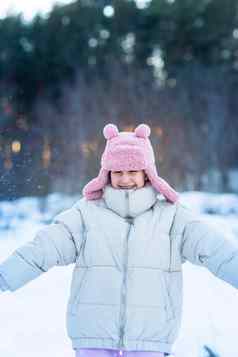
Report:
0,1,155,22
0,0,75,21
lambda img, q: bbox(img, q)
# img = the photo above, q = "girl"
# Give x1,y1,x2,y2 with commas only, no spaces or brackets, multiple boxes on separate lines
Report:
1,123,238,357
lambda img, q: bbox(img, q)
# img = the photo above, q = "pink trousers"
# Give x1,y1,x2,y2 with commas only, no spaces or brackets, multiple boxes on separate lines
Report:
75,349,165,357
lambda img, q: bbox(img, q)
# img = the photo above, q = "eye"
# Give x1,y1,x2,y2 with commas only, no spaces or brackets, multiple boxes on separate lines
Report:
129,171,137,174
113,171,122,174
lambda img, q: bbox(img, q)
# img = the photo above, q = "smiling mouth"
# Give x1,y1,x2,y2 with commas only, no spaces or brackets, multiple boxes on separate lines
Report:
119,186,136,189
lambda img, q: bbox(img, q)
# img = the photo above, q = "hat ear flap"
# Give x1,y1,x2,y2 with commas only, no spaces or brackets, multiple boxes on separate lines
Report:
103,124,119,139
135,124,151,138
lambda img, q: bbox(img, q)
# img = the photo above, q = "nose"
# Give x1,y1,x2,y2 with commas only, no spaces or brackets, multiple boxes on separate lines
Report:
120,172,131,183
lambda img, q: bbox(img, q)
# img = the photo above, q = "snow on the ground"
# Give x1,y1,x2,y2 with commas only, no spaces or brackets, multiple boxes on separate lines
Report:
0,191,238,357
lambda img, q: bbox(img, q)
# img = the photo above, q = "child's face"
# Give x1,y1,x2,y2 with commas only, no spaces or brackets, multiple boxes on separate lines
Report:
110,170,146,189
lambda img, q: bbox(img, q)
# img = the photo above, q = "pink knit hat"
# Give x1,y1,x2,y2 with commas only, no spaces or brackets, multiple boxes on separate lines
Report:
82,123,179,203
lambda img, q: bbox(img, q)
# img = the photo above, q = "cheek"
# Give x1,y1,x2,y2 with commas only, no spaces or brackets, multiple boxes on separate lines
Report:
111,175,119,186
136,175,145,186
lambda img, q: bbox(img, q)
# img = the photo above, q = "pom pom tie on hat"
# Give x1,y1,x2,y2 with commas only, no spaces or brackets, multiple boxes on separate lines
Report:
83,123,179,203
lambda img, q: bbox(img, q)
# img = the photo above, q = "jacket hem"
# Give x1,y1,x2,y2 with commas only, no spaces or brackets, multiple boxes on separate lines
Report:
71,338,172,353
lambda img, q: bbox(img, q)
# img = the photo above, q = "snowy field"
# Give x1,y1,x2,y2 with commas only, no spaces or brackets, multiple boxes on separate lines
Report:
0,191,238,357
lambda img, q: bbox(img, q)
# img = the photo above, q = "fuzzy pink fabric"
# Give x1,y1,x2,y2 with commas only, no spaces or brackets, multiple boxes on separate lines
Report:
83,124,179,203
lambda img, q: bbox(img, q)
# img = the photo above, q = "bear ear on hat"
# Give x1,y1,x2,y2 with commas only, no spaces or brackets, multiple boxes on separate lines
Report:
103,123,119,139
134,124,151,138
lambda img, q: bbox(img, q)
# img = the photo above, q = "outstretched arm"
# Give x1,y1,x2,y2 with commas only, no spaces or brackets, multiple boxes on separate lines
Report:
0,207,83,292
181,217,238,289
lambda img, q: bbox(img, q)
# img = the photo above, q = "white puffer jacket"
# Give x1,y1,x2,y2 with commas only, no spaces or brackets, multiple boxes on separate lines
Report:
1,184,238,354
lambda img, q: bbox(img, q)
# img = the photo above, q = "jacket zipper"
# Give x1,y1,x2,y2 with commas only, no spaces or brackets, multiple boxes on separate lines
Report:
118,191,133,349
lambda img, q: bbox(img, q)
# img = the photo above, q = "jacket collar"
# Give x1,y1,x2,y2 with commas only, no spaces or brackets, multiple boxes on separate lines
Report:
102,183,158,219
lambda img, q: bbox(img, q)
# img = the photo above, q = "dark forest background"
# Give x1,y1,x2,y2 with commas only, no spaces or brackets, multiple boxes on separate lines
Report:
1,0,238,200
